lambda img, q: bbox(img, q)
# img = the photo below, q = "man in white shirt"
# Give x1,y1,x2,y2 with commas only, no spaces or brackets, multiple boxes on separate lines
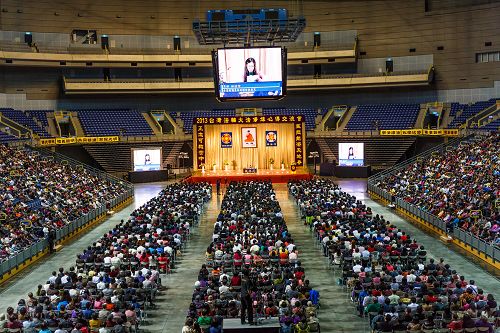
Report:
61,273,70,284
48,271,57,284
406,271,416,283
96,278,106,290
353,262,363,273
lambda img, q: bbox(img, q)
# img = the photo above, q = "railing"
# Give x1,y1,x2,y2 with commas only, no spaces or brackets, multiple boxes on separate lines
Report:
465,101,499,128
367,134,500,264
0,148,134,278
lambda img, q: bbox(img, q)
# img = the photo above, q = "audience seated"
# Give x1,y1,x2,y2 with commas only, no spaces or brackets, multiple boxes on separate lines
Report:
186,181,320,333
0,145,127,261
289,179,499,332
375,133,499,244
2,181,211,333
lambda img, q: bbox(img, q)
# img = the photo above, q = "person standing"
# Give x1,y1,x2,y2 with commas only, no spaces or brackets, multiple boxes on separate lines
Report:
240,269,254,325
47,227,56,253
216,179,221,196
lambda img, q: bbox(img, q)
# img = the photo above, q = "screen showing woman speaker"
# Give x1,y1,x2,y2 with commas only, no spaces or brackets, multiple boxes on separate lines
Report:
132,148,162,171
338,143,364,166
213,46,287,101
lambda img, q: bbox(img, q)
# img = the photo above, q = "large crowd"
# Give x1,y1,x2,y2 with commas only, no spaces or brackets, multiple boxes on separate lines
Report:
289,178,498,333
375,134,499,245
183,181,320,333
1,182,211,333
0,145,128,261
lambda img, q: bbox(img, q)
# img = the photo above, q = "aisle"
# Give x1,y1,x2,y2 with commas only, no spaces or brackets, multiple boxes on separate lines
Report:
274,184,366,333
154,187,220,332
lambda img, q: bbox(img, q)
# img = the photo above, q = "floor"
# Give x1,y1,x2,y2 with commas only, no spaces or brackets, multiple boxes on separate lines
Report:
1,179,497,333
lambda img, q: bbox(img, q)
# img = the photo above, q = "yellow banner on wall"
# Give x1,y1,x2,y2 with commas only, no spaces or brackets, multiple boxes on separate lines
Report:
39,136,119,146
380,129,459,136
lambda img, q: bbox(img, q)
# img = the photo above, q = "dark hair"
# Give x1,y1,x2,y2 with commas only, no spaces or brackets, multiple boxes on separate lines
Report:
244,58,257,82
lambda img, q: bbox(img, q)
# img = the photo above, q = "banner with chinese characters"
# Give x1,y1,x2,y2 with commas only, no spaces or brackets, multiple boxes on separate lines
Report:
380,129,459,136
220,132,232,148
39,136,120,146
193,115,305,170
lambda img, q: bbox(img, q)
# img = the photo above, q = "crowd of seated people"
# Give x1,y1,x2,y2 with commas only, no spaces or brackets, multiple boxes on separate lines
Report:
0,145,128,262
2,182,211,333
289,179,498,333
184,181,320,333
374,133,499,245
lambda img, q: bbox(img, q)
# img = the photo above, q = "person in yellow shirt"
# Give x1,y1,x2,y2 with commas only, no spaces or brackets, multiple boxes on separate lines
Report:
89,313,100,333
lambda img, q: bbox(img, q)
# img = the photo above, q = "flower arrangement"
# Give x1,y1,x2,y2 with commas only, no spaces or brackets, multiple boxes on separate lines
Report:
199,163,205,168
224,160,229,166
269,157,275,165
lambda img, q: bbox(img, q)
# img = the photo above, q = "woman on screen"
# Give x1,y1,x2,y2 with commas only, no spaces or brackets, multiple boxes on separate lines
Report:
243,58,263,82
144,153,151,165
348,147,355,159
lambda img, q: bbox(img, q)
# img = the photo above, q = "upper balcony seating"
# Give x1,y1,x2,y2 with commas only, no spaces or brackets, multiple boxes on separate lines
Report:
25,110,52,130
448,98,497,128
76,109,154,136
0,129,21,143
0,108,51,137
346,103,420,131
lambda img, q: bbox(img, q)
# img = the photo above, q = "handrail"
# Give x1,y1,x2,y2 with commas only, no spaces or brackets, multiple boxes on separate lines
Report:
367,183,499,263
466,102,499,128
0,114,33,137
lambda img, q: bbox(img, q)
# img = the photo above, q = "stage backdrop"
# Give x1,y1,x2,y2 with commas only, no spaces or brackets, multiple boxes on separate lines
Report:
193,115,305,171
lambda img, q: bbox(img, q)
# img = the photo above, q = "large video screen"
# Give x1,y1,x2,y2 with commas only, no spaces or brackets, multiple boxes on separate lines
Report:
338,143,364,166
213,46,287,101
132,148,162,171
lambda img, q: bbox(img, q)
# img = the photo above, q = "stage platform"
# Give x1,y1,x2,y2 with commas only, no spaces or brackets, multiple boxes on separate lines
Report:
186,169,312,184
222,318,280,333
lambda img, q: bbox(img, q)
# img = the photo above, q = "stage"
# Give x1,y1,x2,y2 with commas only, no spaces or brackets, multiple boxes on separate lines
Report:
222,318,280,333
186,168,312,184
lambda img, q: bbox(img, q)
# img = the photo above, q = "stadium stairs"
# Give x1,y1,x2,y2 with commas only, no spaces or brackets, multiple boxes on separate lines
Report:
334,106,356,132
69,111,86,136
142,112,163,136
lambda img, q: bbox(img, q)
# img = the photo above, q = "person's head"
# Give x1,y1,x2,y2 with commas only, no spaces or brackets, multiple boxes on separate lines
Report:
245,58,256,74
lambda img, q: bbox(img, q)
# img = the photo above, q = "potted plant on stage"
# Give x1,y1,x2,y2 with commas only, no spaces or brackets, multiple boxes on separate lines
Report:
232,160,237,170
212,163,216,172
269,157,275,170
224,160,229,171
281,159,285,171
291,162,297,172
199,163,205,173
